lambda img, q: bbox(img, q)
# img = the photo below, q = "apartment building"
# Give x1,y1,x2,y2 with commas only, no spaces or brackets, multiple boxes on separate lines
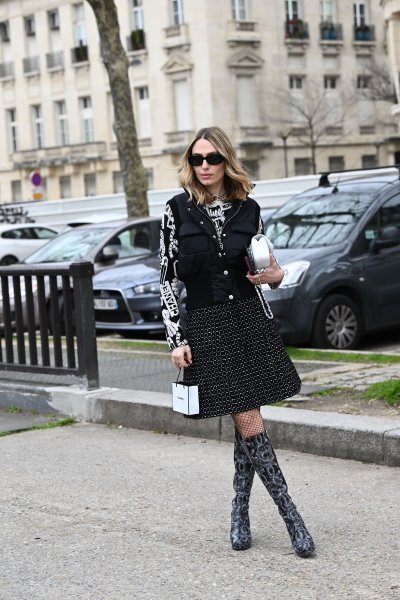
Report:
0,0,396,203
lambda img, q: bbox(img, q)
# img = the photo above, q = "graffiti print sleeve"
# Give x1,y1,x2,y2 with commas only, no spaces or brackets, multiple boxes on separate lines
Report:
160,204,189,351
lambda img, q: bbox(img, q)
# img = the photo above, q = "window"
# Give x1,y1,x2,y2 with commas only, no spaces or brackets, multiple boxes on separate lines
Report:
136,86,151,138
170,0,184,25
361,155,377,169
357,75,370,89
324,75,338,89
84,173,97,196
48,9,60,30
286,0,300,20
33,227,58,240
328,156,345,171
59,176,72,199
321,0,336,22
11,181,22,203
0,21,10,42
353,1,368,26
80,96,94,142
232,0,248,20
24,15,35,36
145,168,154,190
132,0,144,29
7,109,18,152
73,3,87,45
55,101,69,146
236,75,259,127
242,160,260,180
173,79,192,131
356,194,400,254
294,158,313,175
31,105,44,149
289,75,303,89
113,171,124,193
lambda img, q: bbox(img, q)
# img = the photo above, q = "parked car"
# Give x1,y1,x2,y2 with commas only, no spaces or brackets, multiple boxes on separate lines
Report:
19,217,161,330
263,168,400,350
23,218,160,270
92,256,163,335
0,223,58,265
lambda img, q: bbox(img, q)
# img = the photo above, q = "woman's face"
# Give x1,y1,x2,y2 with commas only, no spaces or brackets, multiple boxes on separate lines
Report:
190,138,225,195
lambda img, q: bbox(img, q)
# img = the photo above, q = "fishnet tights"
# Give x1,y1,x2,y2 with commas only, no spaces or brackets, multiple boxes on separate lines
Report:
231,408,265,439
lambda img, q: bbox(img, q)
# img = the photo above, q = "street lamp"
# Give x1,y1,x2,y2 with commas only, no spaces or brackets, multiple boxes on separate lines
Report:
279,129,292,178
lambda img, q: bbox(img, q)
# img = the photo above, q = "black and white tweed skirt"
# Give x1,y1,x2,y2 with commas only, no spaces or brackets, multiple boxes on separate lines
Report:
183,295,301,419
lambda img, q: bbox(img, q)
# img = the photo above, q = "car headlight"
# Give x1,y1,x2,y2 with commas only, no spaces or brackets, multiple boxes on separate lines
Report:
133,281,159,294
279,260,310,288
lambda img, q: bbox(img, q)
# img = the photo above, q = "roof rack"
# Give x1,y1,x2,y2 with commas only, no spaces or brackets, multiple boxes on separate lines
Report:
318,165,400,187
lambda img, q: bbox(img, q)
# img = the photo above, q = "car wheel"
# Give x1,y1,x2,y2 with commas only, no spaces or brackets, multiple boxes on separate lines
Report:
0,255,18,266
311,294,362,350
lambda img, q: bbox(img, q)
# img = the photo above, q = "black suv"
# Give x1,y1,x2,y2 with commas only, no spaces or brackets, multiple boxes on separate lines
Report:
264,167,400,350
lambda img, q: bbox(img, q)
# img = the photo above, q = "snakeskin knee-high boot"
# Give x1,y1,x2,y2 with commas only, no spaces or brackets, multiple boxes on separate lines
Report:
243,431,315,558
230,428,255,551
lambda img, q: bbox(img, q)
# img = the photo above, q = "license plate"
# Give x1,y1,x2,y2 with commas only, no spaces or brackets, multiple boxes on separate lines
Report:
94,298,118,310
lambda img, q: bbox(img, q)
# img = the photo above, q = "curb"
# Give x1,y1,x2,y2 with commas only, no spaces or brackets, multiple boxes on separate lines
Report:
0,382,399,467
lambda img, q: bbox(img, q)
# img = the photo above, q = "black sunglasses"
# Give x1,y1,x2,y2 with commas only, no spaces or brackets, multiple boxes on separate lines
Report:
188,153,225,167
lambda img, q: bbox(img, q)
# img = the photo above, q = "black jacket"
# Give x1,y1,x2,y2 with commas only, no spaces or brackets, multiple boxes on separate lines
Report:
168,192,260,310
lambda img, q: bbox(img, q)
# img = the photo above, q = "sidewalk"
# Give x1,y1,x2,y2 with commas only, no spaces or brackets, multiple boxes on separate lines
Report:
1,424,399,599
0,345,399,466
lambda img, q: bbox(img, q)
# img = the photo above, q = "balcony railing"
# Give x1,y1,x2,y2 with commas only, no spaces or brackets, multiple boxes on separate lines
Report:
164,130,195,151
0,61,14,79
12,142,107,169
325,126,343,136
127,29,146,52
71,44,89,64
227,20,261,45
354,25,375,42
46,50,64,70
359,125,376,135
285,20,309,40
23,56,40,75
320,22,343,41
163,23,190,49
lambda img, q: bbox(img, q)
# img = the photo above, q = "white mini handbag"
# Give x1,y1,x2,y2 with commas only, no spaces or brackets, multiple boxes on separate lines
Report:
246,234,275,320
246,234,274,274
172,369,199,415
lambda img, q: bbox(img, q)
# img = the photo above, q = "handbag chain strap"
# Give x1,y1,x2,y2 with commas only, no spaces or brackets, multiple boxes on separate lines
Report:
255,284,274,320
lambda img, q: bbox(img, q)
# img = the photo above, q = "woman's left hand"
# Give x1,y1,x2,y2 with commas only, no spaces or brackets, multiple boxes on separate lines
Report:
246,255,284,286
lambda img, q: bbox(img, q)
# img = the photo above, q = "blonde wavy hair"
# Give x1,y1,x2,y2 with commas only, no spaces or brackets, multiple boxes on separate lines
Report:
178,126,253,204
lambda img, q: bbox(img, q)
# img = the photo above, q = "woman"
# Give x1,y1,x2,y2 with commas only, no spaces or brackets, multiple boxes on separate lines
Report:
160,126,315,558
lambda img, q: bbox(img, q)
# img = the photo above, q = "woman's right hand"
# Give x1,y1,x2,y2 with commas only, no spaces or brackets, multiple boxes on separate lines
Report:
171,344,192,369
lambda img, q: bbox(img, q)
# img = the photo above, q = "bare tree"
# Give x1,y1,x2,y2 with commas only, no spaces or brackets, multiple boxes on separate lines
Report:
358,59,397,103
86,0,148,216
274,80,354,174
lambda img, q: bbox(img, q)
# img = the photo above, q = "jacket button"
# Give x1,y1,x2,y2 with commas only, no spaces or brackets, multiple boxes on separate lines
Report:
200,221,204,224
228,295,234,300
223,233,226,237
224,270,228,275
213,235,216,238
218,253,222,257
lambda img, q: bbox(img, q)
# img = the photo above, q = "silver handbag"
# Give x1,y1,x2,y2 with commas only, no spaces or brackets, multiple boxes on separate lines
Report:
246,234,274,274
246,234,274,320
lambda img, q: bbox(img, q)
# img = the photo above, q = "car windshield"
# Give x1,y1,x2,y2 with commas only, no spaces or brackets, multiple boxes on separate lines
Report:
24,227,113,263
264,191,376,248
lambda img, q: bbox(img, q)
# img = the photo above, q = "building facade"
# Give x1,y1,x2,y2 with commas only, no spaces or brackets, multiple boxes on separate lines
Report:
0,0,396,203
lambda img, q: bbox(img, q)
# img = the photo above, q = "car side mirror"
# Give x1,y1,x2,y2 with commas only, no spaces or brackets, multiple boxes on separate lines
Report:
369,225,400,253
99,245,119,262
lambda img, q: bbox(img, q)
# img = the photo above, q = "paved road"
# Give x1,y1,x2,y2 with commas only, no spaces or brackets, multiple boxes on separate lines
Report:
0,424,399,600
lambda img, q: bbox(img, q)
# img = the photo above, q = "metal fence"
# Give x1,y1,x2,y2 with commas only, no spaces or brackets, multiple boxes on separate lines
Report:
0,261,99,390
